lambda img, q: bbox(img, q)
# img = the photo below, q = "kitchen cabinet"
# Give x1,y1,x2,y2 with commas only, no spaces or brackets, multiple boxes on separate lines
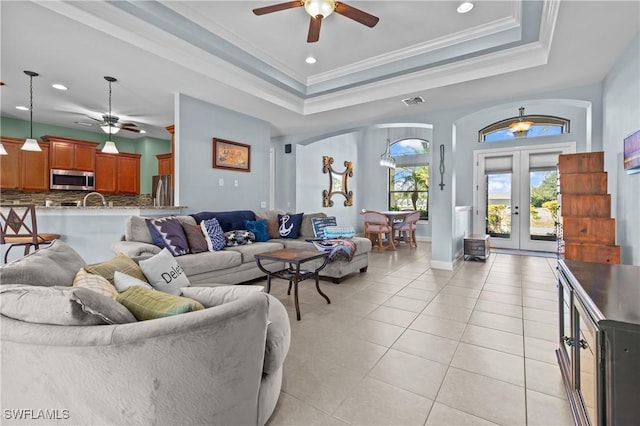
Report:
157,153,172,176
0,137,49,191
556,259,640,426
43,135,98,171
95,151,140,194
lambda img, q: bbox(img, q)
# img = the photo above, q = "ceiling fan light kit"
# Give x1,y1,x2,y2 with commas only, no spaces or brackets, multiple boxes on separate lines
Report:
253,0,379,43
21,70,42,152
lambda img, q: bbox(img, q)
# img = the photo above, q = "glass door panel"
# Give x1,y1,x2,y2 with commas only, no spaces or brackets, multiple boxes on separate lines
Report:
486,173,513,239
529,169,558,242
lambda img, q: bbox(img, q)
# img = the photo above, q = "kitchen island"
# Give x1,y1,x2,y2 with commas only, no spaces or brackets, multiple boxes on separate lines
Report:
5,206,185,264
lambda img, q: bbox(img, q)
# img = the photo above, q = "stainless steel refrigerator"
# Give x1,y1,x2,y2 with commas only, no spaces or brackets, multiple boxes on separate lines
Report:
152,175,173,207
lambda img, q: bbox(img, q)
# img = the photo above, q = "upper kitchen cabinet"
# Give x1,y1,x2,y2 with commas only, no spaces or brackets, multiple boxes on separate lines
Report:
95,151,140,194
0,136,49,191
42,135,98,171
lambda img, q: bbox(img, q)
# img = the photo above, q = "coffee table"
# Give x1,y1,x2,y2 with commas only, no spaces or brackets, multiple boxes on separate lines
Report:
254,248,331,320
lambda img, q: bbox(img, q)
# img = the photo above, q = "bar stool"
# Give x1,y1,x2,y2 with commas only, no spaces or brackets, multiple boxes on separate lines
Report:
1,204,61,263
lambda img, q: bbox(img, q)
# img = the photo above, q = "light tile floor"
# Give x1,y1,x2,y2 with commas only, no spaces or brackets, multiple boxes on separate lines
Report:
265,242,573,426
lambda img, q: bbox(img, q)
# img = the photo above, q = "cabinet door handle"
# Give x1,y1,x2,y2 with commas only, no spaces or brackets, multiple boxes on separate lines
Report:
579,339,588,350
563,336,574,347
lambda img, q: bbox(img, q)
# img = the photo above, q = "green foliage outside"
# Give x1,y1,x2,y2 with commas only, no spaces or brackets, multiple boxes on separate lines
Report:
487,204,510,235
530,171,557,207
390,165,429,219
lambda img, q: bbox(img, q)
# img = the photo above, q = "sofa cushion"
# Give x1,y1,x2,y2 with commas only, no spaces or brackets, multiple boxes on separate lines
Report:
116,286,204,321
124,215,197,243
191,210,256,232
225,230,255,247
114,271,153,292
146,217,189,256
0,284,136,325
201,218,226,251
300,213,326,238
255,210,286,239
73,268,118,299
311,216,337,239
278,213,304,239
0,240,86,287
84,253,148,286
243,219,269,242
324,225,356,239
182,223,208,254
139,248,190,295
175,250,242,277
225,242,286,264
180,285,264,307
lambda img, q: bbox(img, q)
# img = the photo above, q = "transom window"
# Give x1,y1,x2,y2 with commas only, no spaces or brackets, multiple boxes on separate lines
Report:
478,108,570,143
388,138,429,220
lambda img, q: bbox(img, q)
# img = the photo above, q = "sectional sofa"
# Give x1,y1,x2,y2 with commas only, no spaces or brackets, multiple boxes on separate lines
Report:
111,210,372,285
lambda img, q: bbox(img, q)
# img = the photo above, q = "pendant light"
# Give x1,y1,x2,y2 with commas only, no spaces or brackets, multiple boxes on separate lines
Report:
21,71,42,151
0,143,8,155
379,138,396,168
101,76,119,154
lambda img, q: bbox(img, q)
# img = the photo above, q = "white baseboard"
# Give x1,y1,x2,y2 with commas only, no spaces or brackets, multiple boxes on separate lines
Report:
430,260,454,271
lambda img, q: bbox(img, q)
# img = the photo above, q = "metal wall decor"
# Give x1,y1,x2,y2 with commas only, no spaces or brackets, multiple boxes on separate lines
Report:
322,156,353,207
439,144,445,190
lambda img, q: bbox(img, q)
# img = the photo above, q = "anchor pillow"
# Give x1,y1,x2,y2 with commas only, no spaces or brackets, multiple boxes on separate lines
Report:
277,213,304,239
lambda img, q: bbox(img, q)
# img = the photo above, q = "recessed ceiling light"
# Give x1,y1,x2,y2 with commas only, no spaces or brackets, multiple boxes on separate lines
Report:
16,105,29,111
52,83,68,91
139,130,147,134
457,2,474,14
305,56,317,64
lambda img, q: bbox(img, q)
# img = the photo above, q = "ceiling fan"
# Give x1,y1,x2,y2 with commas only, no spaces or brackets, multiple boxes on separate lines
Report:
86,76,143,134
253,0,379,43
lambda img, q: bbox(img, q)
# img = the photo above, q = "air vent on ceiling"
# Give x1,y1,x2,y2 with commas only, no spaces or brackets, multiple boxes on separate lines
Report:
401,96,425,106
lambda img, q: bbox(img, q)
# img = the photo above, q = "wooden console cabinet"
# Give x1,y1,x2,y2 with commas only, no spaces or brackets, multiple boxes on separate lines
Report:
556,260,640,425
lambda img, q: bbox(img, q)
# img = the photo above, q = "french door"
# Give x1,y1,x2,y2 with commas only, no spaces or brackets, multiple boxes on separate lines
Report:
474,143,575,252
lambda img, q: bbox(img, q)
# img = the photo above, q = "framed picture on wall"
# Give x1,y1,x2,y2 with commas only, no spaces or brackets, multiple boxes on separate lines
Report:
623,129,640,174
212,138,251,172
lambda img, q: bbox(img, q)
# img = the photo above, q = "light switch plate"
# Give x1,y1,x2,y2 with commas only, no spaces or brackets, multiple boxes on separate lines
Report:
218,178,224,186
260,201,267,208
234,179,238,187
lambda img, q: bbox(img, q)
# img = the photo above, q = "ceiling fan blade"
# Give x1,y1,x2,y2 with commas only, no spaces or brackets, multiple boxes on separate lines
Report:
87,116,103,123
334,2,379,27
119,122,138,127
120,126,142,133
253,1,303,16
307,15,322,43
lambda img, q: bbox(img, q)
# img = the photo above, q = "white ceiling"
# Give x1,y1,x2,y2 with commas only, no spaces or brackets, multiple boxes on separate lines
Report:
1,1,638,141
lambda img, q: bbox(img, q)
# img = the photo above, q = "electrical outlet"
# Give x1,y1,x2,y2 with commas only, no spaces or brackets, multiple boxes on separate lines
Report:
218,178,224,186
260,201,267,208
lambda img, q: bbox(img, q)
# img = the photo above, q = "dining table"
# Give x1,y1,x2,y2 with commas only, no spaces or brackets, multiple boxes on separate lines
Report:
379,210,417,224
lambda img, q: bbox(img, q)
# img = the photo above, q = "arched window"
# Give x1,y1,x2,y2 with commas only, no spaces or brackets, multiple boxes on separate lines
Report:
388,138,429,220
478,107,570,143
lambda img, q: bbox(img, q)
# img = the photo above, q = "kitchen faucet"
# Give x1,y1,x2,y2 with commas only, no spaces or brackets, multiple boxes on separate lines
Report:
83,192,107,207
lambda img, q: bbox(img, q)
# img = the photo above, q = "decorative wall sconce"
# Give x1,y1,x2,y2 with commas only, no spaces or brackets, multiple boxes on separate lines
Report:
322,156,353,207
439,144,445,190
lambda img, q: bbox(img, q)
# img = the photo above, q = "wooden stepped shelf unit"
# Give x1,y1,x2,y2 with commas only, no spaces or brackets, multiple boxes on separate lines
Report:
558,152,620,264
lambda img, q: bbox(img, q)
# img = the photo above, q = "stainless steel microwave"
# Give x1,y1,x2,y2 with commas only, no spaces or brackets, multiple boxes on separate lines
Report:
50,169,95,191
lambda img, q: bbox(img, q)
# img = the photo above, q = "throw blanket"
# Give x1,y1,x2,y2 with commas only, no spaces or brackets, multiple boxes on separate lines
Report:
309,239,357,262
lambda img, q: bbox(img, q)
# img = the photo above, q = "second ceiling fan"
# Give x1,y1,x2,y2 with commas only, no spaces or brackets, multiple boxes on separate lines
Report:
253,0,379,43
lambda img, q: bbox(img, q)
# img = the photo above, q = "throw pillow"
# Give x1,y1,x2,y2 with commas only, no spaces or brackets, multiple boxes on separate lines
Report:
116,286,204,321
311,216,338,240
0,285,136,325
224,230,256,247
180,285,264,307
266,218,280,239
114,271,153,293
84,253,148,286
73,268,118,299
200,218,226,251
182,223,208,254
277,213,304,239
243,219,269,242
324,225,356,239
0,240,86,287
300,213,326,238
139,248,190,295
146,217,189,256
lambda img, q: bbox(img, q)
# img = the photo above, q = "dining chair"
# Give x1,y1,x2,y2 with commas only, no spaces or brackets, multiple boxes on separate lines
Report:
361,210,395,252
393,210,420,248
0,204,61,263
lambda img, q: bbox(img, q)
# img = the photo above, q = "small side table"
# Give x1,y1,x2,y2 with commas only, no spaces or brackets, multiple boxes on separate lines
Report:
464,234,490,261
254,249,331,320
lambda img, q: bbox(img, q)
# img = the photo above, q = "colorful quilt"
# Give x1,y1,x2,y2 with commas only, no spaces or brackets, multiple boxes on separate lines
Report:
310,239,357,262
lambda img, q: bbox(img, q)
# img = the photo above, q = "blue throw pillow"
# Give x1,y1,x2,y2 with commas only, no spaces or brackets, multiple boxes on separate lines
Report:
243,219,269,242
277,213,304,239
311,216,337,240
200,218,226,251
145,217,189,256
